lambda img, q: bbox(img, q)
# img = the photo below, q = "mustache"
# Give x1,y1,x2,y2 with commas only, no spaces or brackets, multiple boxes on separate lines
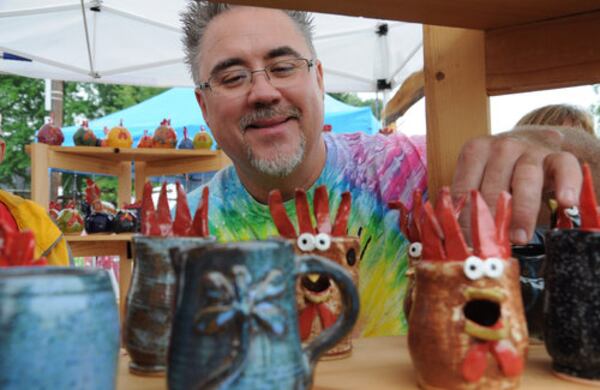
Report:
239,105,301,131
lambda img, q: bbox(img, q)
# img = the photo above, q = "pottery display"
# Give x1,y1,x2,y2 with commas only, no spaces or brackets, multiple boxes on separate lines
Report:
167,238,360,390
404,188,528,389
83,178,115,234
0,267,120,389
55,202,85,235
137,129,154,148
106,120,133,148
177,127,194,149
72,120,97,146
544,163,600,384
123,235,215,376
192,125,213,149
37,114,64,145
152,119,177,149
113,209,138,233
269,185,360,359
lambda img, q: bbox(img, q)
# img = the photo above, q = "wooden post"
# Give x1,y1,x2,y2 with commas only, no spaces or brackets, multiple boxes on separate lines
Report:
423,26,490,201
50,80,64,202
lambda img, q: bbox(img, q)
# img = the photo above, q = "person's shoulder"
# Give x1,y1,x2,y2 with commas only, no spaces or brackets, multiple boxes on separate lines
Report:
325,131,426,159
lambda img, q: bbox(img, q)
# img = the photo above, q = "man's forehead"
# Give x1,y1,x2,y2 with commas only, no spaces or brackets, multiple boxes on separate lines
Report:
199,7,309,71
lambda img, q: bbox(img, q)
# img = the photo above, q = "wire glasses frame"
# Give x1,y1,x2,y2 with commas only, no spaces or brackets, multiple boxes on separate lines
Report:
197,58,314,97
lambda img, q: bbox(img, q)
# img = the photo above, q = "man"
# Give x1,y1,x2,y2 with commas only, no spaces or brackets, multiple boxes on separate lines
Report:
0,137,70,265
182,2,596,335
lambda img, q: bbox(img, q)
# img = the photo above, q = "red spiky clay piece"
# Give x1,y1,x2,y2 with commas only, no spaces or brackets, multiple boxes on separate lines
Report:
579,163,600,230
313,186,332,234
0,222,47,267
140,182,210,237
295,190,314,235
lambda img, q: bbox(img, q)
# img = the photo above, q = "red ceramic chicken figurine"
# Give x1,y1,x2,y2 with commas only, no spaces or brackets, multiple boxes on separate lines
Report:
396,187,528,389
269,185,358,359
137,130,154,148
152,119,177,149
37,113,64,146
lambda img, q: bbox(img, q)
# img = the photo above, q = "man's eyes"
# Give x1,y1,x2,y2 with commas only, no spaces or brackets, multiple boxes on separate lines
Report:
218,71,248,85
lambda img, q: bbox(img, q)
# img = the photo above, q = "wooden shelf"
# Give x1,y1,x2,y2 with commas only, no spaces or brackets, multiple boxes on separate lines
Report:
65,233,135,243
25,145,219,163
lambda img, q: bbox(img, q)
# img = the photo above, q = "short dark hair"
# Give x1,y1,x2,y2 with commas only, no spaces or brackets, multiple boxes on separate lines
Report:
181,1,316,84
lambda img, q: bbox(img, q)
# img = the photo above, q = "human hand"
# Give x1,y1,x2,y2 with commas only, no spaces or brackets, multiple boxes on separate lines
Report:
451,128,582,245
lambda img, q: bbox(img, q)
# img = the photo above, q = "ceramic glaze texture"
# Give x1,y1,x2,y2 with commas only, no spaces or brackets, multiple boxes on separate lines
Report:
294,236,360,358
544,229,600,381
0,267,120,389
168,239,360,390
511,244,545,341
123,236,215,375
409,258,528,389
398,188,528,389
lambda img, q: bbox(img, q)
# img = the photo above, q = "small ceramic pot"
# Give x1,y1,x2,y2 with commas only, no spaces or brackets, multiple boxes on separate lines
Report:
168,238,360,390
544,229,600,383
85,211,114,234
293,235,361,359
113,209,138,233
0,267,120,389
511,244,545,341
408,258,528,389
123,235,215,376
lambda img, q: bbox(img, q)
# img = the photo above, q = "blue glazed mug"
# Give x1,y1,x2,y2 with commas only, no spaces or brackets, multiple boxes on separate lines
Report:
168,238,360,390
0,267,120,390
124,235,215,376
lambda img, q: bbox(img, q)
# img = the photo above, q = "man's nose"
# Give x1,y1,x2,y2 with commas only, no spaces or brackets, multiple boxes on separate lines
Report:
247,71,282,106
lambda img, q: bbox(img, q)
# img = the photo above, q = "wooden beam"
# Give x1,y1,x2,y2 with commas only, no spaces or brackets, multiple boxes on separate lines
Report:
219,0,600,30
486,10,600,95
423,26,490,200
382,70,424,125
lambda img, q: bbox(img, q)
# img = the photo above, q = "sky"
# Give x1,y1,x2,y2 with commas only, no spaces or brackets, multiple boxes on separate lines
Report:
391,85,599,136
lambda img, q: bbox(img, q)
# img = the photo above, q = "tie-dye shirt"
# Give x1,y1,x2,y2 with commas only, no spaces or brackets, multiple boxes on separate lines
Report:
188,132,427,336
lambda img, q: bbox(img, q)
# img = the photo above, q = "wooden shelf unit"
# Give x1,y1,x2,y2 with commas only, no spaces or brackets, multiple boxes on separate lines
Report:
27,143,231,318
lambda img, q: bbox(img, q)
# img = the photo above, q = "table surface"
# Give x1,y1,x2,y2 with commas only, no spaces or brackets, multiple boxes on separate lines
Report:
117,336,591,389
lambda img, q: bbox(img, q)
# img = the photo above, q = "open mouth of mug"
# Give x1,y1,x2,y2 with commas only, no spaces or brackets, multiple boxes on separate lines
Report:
462,288,507,340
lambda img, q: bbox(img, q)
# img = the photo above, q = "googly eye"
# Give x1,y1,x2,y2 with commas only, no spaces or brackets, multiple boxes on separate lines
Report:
565,206,579,218
464,256,484,280
297,233,315,252
408,242,423,258
484,257,505,279
314,233,331,251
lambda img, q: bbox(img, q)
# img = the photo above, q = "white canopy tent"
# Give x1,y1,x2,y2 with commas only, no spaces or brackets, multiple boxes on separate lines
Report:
0,0,422,94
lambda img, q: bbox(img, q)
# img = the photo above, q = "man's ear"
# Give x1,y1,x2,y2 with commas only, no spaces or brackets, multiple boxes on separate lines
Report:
195,89,210,128
315,59,325,96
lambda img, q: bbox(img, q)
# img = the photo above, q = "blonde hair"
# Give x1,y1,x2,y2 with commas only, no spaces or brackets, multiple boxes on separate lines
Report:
516,104,595,135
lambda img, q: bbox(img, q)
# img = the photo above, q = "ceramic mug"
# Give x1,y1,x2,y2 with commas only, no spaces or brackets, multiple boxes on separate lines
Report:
123,235,215,376
544,229,600,383
168,238,360,390
0,267,120,390
511,244,545,341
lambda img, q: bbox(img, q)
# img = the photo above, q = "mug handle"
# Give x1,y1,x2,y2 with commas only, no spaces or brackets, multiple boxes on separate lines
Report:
295,254,360,364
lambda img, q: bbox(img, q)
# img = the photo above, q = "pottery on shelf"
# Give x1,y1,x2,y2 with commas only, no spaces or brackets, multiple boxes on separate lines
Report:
55,203,85,235
106,120,133,148
152,119,177,149
177,127,194,149
113,209,138,233
269,186,359,359
399,188,528,389
37,114,64,146
193,126,213,149
73,120,97,146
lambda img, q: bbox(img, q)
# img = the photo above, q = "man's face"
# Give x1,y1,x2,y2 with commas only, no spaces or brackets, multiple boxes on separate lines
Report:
195,7,325,177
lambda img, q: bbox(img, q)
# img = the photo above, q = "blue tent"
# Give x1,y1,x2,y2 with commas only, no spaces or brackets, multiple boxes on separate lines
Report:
62,88,380,147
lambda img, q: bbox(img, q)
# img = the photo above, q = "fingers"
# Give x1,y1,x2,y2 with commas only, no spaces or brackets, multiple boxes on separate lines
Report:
543,152,581,207
508,153,545,244
451,137,489,199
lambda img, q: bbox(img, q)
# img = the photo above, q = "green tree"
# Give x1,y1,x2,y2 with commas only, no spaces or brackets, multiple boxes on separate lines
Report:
329,92,383,120
0,75,45,190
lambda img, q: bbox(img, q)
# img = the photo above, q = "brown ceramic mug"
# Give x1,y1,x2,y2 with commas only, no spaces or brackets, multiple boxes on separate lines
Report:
292,235,361,359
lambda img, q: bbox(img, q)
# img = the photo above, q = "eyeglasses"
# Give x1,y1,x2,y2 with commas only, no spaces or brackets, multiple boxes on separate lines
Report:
197,58,314,98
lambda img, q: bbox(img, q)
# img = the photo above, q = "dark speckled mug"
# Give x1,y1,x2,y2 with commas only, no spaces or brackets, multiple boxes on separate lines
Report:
544,229,600,383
